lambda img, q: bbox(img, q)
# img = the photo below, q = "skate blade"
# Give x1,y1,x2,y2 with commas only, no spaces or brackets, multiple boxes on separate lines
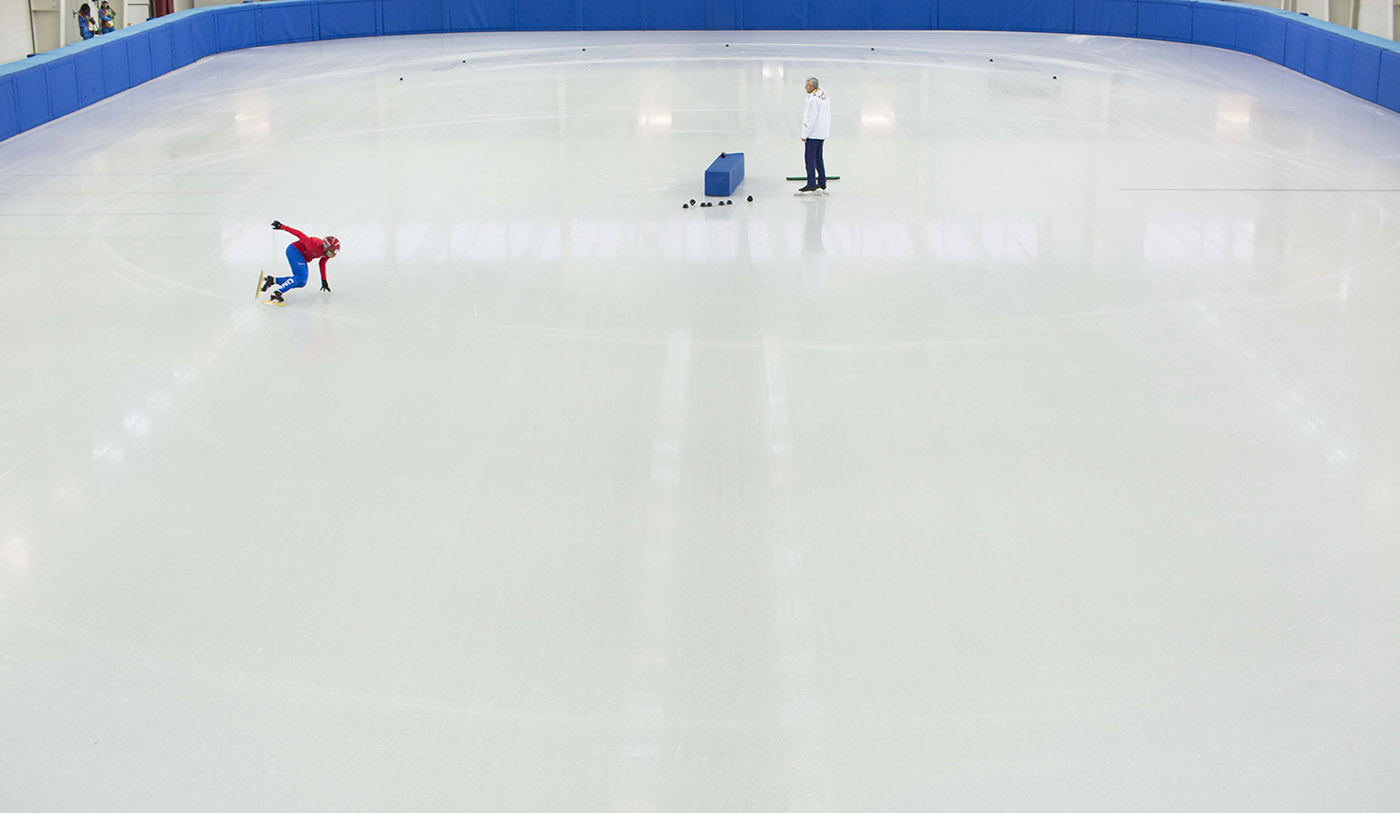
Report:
263,298,286,308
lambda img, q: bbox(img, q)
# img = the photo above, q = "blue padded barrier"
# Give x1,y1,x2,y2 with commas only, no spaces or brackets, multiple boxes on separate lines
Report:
1137,0,1191,42
810,0,868,30
871,0,931,29
1073,0,1136,36
1303,24,1332,82
150,25,175,76
449,0,513,30
585,0,645,30
171,17,196,67
383,0,447,34
1325,33,1356,94
1008,0,1073,34
0,78,17,142
938,0,1006,32
216,5,259,51
45,59,80,119
1345,27,1391,100
1190,3,1237,49
1320,30,1381,101
260,2,320,44
100,33,132,95
1379,51,1400,112
1345,38,1382,100
126,31,153,86
1283,17,1308,71
190,13,219,59
74,49,106,109
5,0,1400,144
14,69,49,132
320,0,380,38
707,0,740,30
1234,7,1286,63
648,0,703,29
518,0,575,31
745,0,806,30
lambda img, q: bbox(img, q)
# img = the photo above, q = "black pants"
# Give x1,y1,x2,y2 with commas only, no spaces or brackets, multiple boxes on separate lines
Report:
804,138,826,188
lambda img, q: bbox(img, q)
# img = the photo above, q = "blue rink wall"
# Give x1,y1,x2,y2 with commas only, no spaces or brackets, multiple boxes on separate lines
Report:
4,0,1400,142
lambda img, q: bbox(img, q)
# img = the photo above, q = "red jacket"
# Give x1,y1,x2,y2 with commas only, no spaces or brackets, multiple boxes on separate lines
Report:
282,224,331,281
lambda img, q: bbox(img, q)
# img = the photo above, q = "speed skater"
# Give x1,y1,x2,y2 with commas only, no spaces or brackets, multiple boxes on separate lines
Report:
261,220,339,303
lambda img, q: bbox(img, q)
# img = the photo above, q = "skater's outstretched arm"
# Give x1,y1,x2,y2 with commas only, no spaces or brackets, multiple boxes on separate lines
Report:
273,221,310,242
319,258,331,292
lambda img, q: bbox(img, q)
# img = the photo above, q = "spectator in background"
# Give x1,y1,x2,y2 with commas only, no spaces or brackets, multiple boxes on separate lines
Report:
77,4,95,40
98,1,116,34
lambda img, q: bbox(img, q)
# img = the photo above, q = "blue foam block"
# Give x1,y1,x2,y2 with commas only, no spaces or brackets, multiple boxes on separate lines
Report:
705,152,744,197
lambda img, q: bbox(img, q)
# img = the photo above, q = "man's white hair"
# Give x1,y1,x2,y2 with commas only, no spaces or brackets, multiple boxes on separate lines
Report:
806,77,819,89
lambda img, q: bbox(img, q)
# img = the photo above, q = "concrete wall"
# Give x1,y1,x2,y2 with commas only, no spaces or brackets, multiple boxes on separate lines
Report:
0,1,35,64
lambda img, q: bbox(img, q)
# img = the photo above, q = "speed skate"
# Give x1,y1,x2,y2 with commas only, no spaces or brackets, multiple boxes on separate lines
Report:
256,270,285,306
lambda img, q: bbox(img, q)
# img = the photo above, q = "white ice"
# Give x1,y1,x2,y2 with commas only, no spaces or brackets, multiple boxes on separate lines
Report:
2,30,1399,811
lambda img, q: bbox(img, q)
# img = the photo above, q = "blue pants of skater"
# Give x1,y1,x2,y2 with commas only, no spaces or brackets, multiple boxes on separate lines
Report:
804,138,826,188
274,244,308,294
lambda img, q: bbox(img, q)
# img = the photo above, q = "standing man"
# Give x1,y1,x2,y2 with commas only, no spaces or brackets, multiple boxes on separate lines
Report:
797,77,831,195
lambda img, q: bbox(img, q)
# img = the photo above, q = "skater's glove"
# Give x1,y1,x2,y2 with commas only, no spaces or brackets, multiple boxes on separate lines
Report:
271,220,283,230
320,280,331,292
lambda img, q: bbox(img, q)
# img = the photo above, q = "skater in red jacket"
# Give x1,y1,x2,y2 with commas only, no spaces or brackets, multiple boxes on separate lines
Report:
261,220,339,303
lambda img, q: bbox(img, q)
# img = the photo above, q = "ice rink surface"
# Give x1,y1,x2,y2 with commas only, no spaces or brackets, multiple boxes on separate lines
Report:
2,29,1400,810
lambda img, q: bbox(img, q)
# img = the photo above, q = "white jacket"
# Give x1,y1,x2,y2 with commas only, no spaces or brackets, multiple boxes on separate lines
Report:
802,88,831,140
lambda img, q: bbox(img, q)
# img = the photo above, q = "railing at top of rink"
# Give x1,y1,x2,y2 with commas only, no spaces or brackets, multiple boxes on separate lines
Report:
3,0,1400,143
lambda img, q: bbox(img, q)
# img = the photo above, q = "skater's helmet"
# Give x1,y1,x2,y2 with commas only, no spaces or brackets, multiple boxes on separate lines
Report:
323,236,341,257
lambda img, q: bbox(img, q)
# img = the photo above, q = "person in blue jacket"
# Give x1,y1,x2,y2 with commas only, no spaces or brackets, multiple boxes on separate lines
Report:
77,4,95,40
98,1,116,35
